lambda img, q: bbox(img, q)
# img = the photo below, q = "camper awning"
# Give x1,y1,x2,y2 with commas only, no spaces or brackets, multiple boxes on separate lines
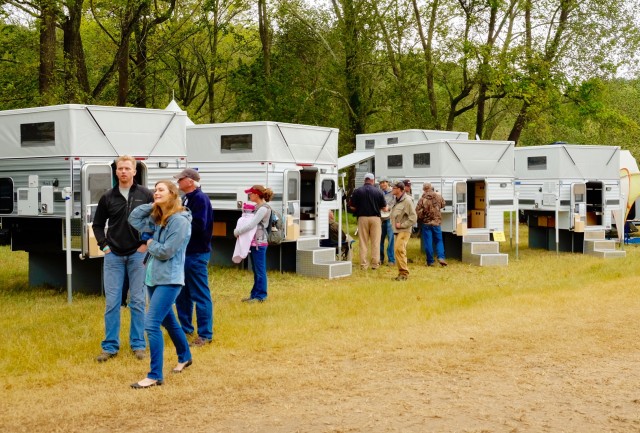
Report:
338,150,374,170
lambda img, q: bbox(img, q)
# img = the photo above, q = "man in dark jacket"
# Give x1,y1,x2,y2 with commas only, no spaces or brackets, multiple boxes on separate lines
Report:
349,173,388,270
92,155,154,362
174,168,214,347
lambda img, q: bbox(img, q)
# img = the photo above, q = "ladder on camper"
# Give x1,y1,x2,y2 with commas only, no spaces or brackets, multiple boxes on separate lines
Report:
583,230,626,258
295,238,352,279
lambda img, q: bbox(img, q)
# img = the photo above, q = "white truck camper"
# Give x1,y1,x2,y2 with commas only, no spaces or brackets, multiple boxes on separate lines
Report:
514,144,625,258
338,129,469,186
373,138,514,266
0,104,188,293
186,121,352,279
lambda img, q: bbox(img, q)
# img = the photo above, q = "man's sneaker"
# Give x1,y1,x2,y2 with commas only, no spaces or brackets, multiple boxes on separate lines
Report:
96,351,117,363
190,337,212,347
438,259,448,267
133,349,146,360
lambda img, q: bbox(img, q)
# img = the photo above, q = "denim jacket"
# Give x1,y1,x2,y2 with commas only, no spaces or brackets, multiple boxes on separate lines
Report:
128,203,192,286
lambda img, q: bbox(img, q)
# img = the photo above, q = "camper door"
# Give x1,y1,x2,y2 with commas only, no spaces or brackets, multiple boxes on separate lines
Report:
283,169,301,230
571,182,587,231
81,163,113,258
453,181,467,235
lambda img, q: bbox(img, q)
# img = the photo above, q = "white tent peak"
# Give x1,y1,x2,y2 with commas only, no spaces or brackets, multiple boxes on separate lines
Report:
165,99,194,125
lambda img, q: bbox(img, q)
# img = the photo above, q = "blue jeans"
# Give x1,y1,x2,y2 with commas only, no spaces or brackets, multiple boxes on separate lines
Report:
101,251,146,354
176,252,213,340
145,284,192,381
249,245,268,300
380,219,395,264
421,224,445,265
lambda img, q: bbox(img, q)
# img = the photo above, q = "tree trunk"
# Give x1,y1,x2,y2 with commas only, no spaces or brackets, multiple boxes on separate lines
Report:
258,0,271,78
412,0,440,128
62,0,90,102
39,0,57,100
117,35,130,106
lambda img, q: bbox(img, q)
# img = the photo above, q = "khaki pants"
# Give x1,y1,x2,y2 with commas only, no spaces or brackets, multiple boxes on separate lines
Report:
357,216,382,269
394,231,411,276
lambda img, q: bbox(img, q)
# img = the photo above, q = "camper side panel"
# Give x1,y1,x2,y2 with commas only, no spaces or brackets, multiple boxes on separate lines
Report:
0,157,73,218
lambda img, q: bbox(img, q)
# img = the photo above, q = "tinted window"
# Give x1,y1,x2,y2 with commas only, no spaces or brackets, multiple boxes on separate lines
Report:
365,139,375,149
527,156,547,170
387,137,398,145
414,153,430,168
0,178,13,214
388,154,402,168
21,122,55,147
221,134,252,152
287,178,298,200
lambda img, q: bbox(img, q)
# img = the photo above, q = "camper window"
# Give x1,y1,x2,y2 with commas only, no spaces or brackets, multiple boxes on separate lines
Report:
365,139,375,149
527,156,547,170
0,178,14,214
287,178,298,200
321,179,336,201
414,153,430,168
388,154,403,168
387,137,399,145
21,122,55,147
221,134,252,152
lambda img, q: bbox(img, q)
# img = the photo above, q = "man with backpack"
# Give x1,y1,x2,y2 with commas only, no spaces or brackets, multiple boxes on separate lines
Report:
415,183,447,267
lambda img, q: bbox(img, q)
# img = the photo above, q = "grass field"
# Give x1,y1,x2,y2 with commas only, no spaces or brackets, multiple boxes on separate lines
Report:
1,229,639,432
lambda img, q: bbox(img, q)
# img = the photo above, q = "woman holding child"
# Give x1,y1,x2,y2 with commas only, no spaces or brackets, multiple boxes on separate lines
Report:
234,184,274,303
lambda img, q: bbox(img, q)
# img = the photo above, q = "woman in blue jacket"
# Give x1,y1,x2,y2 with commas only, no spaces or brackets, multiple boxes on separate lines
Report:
128,180,193,388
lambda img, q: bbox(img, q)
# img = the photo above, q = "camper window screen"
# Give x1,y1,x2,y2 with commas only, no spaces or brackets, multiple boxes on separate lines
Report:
387,137,399,145
21,122,55,147
388,154,403,168
414,153,430,168
365,139,375,149
527,156,547,170
221,134,252,153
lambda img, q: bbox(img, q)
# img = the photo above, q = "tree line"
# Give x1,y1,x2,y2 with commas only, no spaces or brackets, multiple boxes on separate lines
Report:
2,0,640,163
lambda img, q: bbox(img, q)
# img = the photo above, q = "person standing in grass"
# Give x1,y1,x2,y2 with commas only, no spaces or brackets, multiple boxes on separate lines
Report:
128,180,193,388
416,182,447,267
92,155,153,363
349,173,388,270
390,181,417,281
378,177,396,266
173,168,215,348
234,185,274,303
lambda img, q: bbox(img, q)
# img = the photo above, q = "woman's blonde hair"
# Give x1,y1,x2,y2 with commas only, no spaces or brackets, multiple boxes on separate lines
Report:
151,180,184,226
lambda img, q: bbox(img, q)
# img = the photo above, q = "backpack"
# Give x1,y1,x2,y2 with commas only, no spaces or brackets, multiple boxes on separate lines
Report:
265,204,285,245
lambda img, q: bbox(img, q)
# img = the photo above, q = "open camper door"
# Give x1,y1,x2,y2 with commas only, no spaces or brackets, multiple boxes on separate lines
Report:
571,182,587,232
283,169,301,234
453,181,468,235
81,163,113,258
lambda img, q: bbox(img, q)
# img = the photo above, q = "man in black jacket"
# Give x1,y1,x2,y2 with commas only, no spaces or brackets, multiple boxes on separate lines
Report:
349,173,388,270
92,155,154,362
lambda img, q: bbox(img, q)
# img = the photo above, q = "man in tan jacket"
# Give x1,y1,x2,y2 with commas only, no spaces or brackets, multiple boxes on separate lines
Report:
390,181,417,281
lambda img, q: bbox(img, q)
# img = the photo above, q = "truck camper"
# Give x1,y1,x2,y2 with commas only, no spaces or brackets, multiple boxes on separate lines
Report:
186,121,352,279
0,104,188,292
338,129,469,186
373,138,514,266
515,144,625,257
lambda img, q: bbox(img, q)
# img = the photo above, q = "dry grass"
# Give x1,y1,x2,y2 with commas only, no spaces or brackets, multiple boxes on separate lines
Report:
1,229,639,433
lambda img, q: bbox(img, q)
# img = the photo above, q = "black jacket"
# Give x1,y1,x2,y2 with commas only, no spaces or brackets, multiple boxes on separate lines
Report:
92,183,154,255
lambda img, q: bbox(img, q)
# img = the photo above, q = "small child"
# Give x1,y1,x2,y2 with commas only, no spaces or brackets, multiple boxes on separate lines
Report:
232,202,258,263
